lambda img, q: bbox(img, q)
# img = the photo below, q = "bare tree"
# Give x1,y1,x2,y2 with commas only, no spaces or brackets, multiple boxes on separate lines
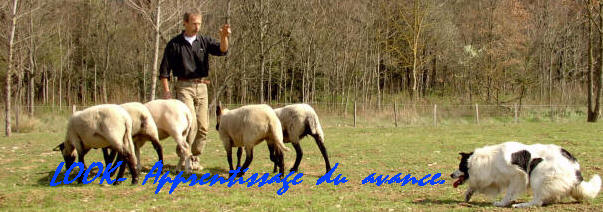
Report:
4,0,18,136
127,0,182,100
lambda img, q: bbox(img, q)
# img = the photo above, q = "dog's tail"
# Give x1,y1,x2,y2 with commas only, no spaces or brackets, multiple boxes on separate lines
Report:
571,174,601,201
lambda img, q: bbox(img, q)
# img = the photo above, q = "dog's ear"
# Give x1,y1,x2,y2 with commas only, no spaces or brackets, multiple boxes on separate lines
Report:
53,143,65,152
459,152,473,158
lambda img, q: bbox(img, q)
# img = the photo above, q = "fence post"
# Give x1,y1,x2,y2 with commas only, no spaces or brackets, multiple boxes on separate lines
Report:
475,104,480,125
514,104,519,123
433,104,437,127
394,102,398,127
72,105,76,114
353,101,357,128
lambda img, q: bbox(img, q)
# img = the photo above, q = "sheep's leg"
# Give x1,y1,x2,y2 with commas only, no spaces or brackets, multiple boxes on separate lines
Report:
275,147,285,178
102,148,112,165
113,150,139,185
226,147,234,177
77,149,90,184
78,149,90,170
239,146,254,178
113,153,126,186
236,147,242,168
290,142,303,173
124,151,139,185
267,144,277,173
134,143,142,172
174,134,192,173
107,149,118,177
313,134,331,173
150,138,164,167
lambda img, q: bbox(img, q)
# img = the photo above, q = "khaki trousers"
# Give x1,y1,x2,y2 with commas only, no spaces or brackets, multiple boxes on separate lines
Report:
175,81,209,157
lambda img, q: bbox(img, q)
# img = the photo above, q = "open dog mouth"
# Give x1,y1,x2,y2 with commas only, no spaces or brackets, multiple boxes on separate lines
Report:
453,175,465,188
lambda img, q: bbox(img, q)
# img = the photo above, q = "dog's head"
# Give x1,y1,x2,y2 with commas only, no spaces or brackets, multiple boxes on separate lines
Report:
451,152,473,188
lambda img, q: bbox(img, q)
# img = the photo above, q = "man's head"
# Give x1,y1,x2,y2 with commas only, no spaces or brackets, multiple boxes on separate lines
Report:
183,11,202,36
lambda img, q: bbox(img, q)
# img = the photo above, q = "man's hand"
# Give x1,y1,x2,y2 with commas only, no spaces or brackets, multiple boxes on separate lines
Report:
160,78,171,99
163,90,172,99
220,24,231,38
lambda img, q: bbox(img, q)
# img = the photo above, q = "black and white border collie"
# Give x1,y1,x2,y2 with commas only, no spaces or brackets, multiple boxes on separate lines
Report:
451,141,601,208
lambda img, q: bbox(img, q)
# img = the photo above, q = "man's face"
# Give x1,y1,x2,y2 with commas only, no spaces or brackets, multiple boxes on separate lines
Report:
184,15,202,35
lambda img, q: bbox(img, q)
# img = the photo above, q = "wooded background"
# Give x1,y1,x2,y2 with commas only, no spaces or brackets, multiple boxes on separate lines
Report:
2,0,603,136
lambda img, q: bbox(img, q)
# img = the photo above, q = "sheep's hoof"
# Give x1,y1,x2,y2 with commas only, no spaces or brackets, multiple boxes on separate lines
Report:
131,179,139,185
113,181,121,186
289,168,299,173
236,172,245,178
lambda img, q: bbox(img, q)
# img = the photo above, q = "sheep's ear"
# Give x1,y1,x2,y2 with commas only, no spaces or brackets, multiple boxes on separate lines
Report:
53,143,65,151
216,101,222,116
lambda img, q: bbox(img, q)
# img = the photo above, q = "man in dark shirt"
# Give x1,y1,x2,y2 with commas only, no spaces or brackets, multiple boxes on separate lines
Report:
159,10,230,170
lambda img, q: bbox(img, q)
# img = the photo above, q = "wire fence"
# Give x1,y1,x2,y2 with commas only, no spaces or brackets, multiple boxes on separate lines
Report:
0,102,590,133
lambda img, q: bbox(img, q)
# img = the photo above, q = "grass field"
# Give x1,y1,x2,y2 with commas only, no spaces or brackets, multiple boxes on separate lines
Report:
0,120,601,211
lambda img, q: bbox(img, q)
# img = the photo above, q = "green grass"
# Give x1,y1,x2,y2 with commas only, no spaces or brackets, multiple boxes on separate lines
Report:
0,121,602,211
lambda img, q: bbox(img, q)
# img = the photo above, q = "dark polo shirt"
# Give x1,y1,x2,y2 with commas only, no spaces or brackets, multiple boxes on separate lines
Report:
159,32,227,79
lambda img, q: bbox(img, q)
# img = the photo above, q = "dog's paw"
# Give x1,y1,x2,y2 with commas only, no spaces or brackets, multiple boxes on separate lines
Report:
493,201,509,207
512,203,529,208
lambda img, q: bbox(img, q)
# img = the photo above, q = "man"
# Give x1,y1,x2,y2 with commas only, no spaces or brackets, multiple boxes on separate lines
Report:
159,11,230,170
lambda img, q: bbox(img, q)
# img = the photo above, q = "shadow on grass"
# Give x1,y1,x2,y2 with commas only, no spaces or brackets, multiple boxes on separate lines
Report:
203,166,230,175
414,199,581,208
36,165,138,187
36,168,109,187
140,165,231,177
412,199,492,208
36,164,293,187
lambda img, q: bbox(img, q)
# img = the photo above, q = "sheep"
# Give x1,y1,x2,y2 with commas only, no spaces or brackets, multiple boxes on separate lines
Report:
272,104,331,174
53,104,139,185
102,102,163,172
144,99,196,173
216,103,290,177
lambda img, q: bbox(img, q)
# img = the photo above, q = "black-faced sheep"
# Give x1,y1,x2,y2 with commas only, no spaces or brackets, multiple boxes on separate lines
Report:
144,99,196,172
216,103,290,177
273,104,331,174
54,104,139,185
118,102,162,171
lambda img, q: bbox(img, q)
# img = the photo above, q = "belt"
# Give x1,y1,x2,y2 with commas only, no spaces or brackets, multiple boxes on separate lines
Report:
178,77,210,84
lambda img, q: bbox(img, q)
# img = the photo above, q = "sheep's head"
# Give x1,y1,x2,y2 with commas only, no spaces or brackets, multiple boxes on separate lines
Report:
54,143,75,170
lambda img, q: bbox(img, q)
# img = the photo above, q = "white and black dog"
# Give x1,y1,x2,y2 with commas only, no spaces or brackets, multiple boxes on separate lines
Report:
451,141,601,208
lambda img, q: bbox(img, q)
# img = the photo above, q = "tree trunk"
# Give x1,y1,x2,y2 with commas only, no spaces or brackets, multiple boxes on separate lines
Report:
5,0,19,136
259,0,265,103
103,36,109,103
592,3,603,122
94,64,97,103
150,2,161,101
28,6,35,117
430,55,437,91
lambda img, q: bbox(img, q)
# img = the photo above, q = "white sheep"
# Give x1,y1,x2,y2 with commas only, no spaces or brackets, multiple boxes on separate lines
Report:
144,99,195,173
216,103,290,177
54,104,139,185
102,102,163,171
273,104,331,174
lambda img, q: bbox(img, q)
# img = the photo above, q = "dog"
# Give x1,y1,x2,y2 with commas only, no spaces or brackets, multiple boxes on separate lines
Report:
451,141,601,208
